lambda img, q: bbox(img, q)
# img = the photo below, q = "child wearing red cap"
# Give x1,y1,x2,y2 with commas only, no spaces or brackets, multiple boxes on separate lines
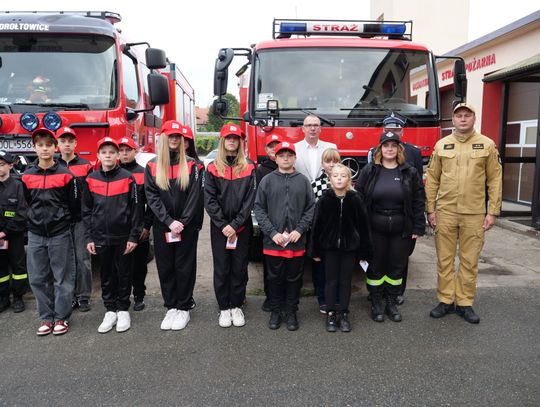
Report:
205,123,256,328
118,137,153,311
22,128,79,336
82,137,142,333
254,142,315,331
56,127,94,312
144,120,202,331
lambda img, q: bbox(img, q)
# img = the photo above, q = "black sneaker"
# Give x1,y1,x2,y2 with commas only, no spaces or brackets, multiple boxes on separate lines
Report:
71,299,79,310
78,300,91,312
12,296,25,313
133,298,145,311
339,312,351,332
0,297,10,313
456,306,480,324
430,302,455,318
286,312,299,331
261,299,271,312
268,311,282,330
188,297,196,310
326,311,338,332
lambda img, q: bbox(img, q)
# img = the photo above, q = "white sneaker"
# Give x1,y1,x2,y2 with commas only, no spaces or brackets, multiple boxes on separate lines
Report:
161,308,178,330
231,307,246,327
98,311,117,333
171,310,190,330
116,311,131,332
218,309,232,328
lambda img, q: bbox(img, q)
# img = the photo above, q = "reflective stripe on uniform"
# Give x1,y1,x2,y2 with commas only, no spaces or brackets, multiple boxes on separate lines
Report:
0,275,10,283
366,275,403,286
12,273,28,280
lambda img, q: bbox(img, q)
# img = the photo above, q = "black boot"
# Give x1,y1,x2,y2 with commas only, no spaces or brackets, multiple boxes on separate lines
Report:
326,311,337,332
133,297,145,311
430,302,455,318
339,311,351,332
385,296,402,322
370,295,385,322
456,305,480,324
268,311,282,330
286,312,299,331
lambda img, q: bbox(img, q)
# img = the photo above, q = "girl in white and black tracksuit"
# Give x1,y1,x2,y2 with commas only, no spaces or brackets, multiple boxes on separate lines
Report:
204,124,256,327
311,164,372,332
144,121,202,331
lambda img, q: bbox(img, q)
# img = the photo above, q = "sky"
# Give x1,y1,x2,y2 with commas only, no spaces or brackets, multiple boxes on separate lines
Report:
7,1,540,107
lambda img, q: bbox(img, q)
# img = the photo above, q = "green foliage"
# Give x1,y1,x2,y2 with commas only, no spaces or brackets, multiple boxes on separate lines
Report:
206,93,240,132
195,135,219,155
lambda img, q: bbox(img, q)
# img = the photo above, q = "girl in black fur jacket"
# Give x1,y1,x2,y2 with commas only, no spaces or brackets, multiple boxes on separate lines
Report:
312,164,372,333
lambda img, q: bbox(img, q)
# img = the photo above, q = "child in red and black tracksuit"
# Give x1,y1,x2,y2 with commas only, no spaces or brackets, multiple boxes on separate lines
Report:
0,150,28,313
56,126,94,312
118,136,153,311
82,137,142,333
205,123,256,328
22,128,79,336
254,142,315,331
145,120,202,331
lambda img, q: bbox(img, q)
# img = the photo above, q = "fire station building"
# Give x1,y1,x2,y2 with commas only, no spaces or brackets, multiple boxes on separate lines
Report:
412,10,540,229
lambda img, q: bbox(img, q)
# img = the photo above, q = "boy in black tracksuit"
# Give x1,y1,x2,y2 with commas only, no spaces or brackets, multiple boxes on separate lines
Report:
82,137,142,333
254,142,315,331
118,137,153,311
0,150,28,313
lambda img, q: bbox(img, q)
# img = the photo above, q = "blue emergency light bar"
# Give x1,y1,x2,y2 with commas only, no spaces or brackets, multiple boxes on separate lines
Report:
273,19,412,40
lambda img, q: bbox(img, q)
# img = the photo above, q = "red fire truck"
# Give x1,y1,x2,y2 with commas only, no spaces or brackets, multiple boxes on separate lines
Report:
0,11,193,168
213,18,467,176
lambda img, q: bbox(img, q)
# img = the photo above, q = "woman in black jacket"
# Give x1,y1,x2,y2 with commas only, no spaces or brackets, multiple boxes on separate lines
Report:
356,132,425,323
312,164,372,332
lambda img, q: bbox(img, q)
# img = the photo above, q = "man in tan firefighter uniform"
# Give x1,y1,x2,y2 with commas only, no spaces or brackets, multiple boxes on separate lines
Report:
425,103,502,324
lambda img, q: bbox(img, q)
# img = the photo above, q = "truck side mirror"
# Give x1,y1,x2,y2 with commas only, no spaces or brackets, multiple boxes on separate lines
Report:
214,48,234,97
146,48,167,70
213,98,229,117
453,59,467,100
147,73,169,105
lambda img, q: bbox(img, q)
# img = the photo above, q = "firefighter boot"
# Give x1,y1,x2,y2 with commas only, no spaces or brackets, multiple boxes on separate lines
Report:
385,296,402,322
326,311,338,332
370,294,385,322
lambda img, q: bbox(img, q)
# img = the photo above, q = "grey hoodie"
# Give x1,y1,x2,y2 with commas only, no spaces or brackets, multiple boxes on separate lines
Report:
254,170,315,252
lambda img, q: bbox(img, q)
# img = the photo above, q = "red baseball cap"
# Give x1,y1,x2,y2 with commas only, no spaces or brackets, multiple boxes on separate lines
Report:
220,123,245,139
117,137,138,150
265,134,282,146
31,127,56,141
274,142,296,155
181,125,194,140
57,126,77,139
161,120,184,137
97,137,119,151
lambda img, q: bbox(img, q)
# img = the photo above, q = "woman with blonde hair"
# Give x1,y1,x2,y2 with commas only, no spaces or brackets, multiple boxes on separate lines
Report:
356,132,425,323
205,123,256,328
144,120,202,331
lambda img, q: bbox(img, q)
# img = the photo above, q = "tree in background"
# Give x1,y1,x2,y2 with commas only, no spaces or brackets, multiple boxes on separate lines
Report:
206,93,240,132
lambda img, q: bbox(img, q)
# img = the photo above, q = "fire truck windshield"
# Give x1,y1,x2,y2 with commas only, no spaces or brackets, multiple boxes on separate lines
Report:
0,34,117,112
252,47,437,121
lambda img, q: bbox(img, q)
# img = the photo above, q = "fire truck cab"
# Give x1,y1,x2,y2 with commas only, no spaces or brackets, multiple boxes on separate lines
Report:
213,18,467,177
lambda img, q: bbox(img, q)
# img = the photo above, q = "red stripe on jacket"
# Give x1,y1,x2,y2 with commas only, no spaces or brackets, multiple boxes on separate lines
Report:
67,163,92,178
132,172,145,185
148,160,195,178
263,249,306,258
87,177,133,197
22,173,73,189
207,162,255,179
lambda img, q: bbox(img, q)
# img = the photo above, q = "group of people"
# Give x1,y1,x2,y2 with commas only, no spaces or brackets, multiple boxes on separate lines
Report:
0,101,502,336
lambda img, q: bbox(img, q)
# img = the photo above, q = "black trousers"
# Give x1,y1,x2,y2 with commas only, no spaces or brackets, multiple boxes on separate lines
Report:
131,239,149,299
324,250,356,312
265,255,304,313
367,213,411,298
96,243,132,312
154,224,197,310
401,239,417,295
211,223,250,310
0,232,27,299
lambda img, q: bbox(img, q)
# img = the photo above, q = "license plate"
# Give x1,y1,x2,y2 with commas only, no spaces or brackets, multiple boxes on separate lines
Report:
0,137,33,153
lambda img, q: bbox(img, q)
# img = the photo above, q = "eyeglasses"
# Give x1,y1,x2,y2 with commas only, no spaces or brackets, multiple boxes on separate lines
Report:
303,124,321,128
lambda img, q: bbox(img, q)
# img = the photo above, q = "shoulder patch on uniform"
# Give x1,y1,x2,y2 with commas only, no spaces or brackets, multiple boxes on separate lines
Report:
443,144,455,150
472,144,484,149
